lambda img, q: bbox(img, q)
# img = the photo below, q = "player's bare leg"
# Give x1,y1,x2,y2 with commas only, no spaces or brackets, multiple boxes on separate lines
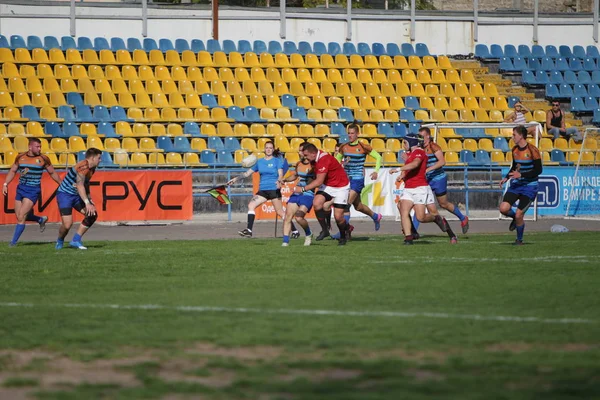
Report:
239,195,267,238
282,201,298,247
9,198,35,247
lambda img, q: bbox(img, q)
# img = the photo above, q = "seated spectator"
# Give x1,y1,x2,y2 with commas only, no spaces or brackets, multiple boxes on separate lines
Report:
505,102,536,135
546,101,582,142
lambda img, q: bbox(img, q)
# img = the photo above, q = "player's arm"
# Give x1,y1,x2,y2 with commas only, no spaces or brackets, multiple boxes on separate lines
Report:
504,112,515,123
427,149,446,173
45,164,62,185
75,171,96,216
517,148,543,179
368,149,382,179
226,167,255,186
2,163,19,196
398,156,422,172
281,162,300,183
299,172,325,193
500,158,518,186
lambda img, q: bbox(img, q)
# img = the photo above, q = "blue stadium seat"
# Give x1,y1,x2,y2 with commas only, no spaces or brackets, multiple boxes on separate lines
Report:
549,71,564,84
592,70,600,84
63,122,81,137
292,107,312,122
217,150,236,165
588,84,600,97
184,122,202,136
573,84,588,97
512,57,528,71
0,35,9,48
200,150,217,165
569,57,583,72
298,41,312,56
143,38,159,52
281,94,297,109
546,84,560,99
415,43,430,57
222,40,237,55
400,108,418,122
338,107,355,122
408,122,421,134
94,37,110,51
243,106,265,123
22,105,44,121
504,44,518,58
570,96,586,113
157,136,175,152
207,39,221,54
313,41,327,56
404,96,421,110
475,44,491,59
10,35,26,49
493,137,510,152
66,92,84,107
583,57,597,71
268,41,282,55
175,39,190,53
507,96,521,108
587,45,600,59
127,38,143,52
328,42,341,56
528,57,541,71
201,94,219,108
26,35,43,50
393,123,407,138
328,122,344,137
223,137,241,152
45,122,67,138
540,56,555,70
61,36,77,51
459,150,476,164
535,70,550,85
532,44,545,58
545,45,559,58
100,151,117,168
521,70,537,86
563,70,578,85
98,122,119,138
555,57,570,72
77,37,94,51
58,105,78,121
75,105,97,122
191,39,205,53
159,38,175,52
207,137,225,151
377,122,393,136
282,41,297,56
237,40,251,54
401,43,415,57
343,42,357,56
558,84,574,98
578,71,592,85
227,106,246,122
93,106,112,122
386,43,401,57
573,45,587,59
559,45,573,58
475,150,492,165
551,149,571,165
584,96,599,111
372,42,386,56
490,44,504,58
518,45,531,57
110,106,133,122
252,40,267,54
173,137,193,153
593,108,600,125
358,42,372,56
77,151,86,162
110,37,127,51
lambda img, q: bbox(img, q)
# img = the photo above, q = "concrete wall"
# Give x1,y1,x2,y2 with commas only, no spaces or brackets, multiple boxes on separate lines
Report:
1,2,599,55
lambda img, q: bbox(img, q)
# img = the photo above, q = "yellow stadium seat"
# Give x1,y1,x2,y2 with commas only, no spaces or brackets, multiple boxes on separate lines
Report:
26,121,45,137
318,54,334,69
322,137,337,153
444,151,460,164
7,123,25,136
313,124,328,137
39,106,61,122
425,84,439,97
260,52,275,68
305,54,321,68
365,55,381,69
383,151,400,166
243,52,260,68
180,50,197,67
13,135,29,153
198,52,214,67
566,151,580,163
327,68,343,83
0,137,15,153
196,108,211,122
489,109,504,122
233,124,249,137
580,151,595,164
370,138,386,152
241,138,258,152
417,68,432,84
228,52,244,68
323,108,339,121
343,68,358,83
446,69,462,84
122,137,139,152
0,91,15,107
344,95,359,109
3,107,25,122
213,51,229,68
435,96,450,110
190,138,207,152
245,124,263,137
14,48,32,63
0,48,15,63
463,138,477,152
358,69,373,83
275,53,290,68
147,152,165,166
431,69,447,84
115,122,133,137
359,95,375,110
56,153,76,168
385,109,400,122
50,137,68,154
461,69,477,83
184,152,205,167
128,152,148,166
14,91,32,107
216,122,233,137
290,53,306,68
422,55,437,69
350,55,365,69
307,108,323,122
311,95,327,109
491,150,505,164
26,77,44,92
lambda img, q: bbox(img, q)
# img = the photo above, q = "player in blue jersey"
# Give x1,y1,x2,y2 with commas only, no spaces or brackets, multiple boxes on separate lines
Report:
329,124,382,240
280,142,316,247
227,141,284,238
55,148,102,250
499,125,542,245
3,138,61,247
277,151,300,239
410,127,469,239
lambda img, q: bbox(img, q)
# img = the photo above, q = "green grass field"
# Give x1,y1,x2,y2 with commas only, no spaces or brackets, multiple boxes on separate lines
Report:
1,231,599,399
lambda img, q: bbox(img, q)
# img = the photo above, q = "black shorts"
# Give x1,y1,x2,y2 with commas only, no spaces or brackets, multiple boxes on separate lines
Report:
256,190,282,201
502,191,534,211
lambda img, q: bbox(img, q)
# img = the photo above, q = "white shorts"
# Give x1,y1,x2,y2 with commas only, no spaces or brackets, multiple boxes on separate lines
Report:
400,186,435,205
320,184,350,206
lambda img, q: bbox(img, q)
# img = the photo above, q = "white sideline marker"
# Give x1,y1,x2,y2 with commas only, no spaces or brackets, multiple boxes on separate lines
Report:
0,302,594,325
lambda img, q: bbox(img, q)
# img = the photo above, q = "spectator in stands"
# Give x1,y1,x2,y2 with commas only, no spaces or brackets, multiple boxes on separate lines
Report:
505,102,537,135
546,101,582,142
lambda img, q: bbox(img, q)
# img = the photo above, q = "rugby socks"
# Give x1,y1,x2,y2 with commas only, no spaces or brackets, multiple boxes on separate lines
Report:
325,212,332,231
304,226,312,236
452,207,466,222
11,224,26,245
516,224,525,241
316,209,330,233
283,235,290,244
291,222,297,232
506,209,516,219
247,211,256,231
371,212,379,222
72,233,82,243
344,215,350,224
336,220,348,239
412,214,420,231
26,212,42,223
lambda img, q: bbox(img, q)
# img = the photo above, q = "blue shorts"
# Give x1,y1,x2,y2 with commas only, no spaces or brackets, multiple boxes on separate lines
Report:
428,175,448,197
15,184,41,204
56,191,85,215
507,183,538,201
288,194,313,212
349,178,365,194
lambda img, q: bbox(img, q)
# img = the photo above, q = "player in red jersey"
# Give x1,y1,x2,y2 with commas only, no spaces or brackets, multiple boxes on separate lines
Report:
294,143,351,246
391,134,457,245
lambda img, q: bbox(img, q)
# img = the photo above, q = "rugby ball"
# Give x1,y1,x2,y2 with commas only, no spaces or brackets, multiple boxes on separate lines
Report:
241,154,258,168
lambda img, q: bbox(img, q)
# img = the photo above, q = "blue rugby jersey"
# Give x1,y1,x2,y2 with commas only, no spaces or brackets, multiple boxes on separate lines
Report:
13,153,52,187
57,160,95,195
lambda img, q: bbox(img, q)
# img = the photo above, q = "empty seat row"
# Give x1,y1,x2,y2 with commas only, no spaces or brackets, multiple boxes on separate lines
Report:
499,56,600,73
476,44,600,60
522,70,600,86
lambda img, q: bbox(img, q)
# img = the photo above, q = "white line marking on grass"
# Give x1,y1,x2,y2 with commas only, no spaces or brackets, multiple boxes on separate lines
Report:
0,302,594,325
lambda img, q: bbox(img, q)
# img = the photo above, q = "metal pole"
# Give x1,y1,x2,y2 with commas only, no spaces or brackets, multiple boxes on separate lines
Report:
473,0,478,42
410,0,415,42
142,0,148,38
70,0,76,37
280,0,286,39
212,0,219,40
346,0,352,41
533,0,538,44
594,0,599,42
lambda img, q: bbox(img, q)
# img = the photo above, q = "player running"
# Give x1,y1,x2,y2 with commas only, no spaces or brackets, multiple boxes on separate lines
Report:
3,138,61,247
55,148,102,250
392,134,457,245
280,142,316,247
499,125,542,245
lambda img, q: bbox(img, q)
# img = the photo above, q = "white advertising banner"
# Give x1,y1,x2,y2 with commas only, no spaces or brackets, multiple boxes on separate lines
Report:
350,168,405,218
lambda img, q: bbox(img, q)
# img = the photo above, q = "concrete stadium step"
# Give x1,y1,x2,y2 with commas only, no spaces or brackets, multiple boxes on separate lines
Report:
450,60,483,70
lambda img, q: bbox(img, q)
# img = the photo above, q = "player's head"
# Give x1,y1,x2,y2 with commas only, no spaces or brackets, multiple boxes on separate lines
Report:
403,133,424,150
418,127,432,144
298,141,310,161
301,143,319,162
28,138,42,156
512,125,528,144
347,123,360,139
85,147,103,168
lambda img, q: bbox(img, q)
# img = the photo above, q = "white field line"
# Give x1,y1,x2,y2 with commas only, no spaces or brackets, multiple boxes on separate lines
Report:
0,302,595,325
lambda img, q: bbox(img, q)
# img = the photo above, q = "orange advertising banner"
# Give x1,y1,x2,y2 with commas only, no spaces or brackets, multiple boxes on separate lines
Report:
0,170,192,224
252,174,316,220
